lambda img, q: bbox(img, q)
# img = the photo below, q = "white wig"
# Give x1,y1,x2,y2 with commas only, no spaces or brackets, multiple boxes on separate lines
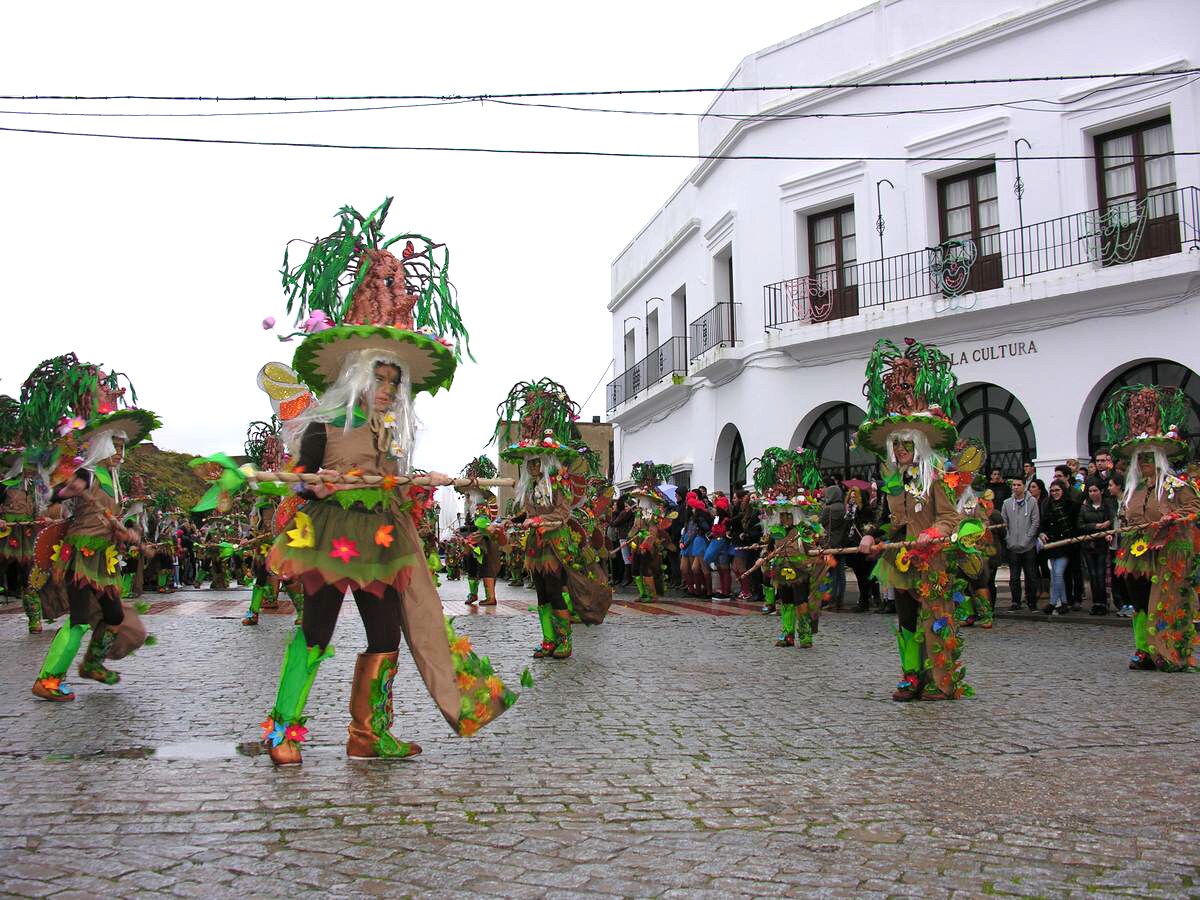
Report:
515,454,562,508
1125,446,1174,508
78,428,128,503
884,428,941,498
283,349,418,473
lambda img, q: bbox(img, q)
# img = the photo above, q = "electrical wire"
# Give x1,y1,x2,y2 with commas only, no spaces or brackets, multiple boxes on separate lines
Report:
484,73,1199,122
0,124,1194,162
1,69,1197,102
579,359,617,413
0,70,1191,121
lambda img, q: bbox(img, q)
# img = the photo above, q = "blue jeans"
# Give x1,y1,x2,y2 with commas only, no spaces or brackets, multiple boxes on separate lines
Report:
1049,556,1069,607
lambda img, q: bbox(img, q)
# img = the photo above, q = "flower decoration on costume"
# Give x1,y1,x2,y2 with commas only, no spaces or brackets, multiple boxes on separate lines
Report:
374,524,395,548
283,724,309,743
780,567,798,582
286,511,315,548
0,524,10,540
329,537,360,564
81,546,95,558
1130,539,1149,558
895,546,912,572
104,545,119,575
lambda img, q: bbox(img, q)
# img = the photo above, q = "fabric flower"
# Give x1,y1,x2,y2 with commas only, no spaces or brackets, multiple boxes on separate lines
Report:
780,567,798,582
262,316,276,330
456,672,476,692
374,524,395,548
302,310,332,333
283,724,309,743
460,718,480,737
932,616,949,634
485,676,505,700
266,722,287,747
1130,539,1149,557
81,546,95,558
104,545,119,575
260,718,275,740
895,547,911,573
450,635,473,656
0,525,10,539
380,475,398,491
286,511,315,548
329,537,359,564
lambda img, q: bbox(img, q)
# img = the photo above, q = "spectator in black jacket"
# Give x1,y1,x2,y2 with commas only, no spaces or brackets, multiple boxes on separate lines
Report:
1039,480,1077,615
1077,480,1115,615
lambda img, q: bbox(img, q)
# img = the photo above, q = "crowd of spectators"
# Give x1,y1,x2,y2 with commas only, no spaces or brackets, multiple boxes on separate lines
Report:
605,450,1134,618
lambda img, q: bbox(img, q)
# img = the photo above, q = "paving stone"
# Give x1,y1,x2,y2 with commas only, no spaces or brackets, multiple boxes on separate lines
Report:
0,581,1197,895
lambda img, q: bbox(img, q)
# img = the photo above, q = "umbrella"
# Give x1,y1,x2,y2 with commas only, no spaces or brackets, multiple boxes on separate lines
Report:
657,482,679,504
842,478,871,490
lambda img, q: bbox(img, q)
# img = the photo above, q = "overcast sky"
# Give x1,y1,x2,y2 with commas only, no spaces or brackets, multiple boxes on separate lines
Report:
0,0,863,471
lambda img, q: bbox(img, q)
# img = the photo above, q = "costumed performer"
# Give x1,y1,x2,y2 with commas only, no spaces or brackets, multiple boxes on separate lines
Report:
1102,385,1200,671
252,198,516,765
494,378,612,658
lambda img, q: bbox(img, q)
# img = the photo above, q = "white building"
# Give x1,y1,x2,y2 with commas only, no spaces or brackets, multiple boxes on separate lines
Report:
607,0,1200,492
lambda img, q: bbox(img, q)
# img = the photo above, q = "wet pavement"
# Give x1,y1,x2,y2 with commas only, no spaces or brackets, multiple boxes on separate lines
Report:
1,579,1197,897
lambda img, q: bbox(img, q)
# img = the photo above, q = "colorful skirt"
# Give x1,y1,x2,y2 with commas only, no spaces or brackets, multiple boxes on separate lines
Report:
54,533,122,600
0,520,34,565
268,498,418,600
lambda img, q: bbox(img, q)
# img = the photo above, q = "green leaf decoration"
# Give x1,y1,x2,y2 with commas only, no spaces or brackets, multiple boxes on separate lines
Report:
519,668,534,688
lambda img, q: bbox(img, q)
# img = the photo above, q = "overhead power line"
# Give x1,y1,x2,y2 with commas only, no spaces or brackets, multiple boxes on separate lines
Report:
2,72,1192,122
1,69,1197,102
2,124,1195,163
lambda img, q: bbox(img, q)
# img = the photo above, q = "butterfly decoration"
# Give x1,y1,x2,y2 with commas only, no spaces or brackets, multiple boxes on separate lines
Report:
257,362,313,421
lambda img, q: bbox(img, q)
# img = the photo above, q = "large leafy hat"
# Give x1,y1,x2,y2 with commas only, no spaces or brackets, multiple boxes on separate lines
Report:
751,447,825,516
628,460,672,508
455,455,498,504
280,198,468,397
494,378,587,464
1101,385,1190,462
19,353,160,450
856,337,959,457
0,394,19,450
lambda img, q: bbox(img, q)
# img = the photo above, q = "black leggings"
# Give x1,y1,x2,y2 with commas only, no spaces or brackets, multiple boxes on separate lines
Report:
1123,575,1151,616
774,578,812,605
532,569,568,610
301,584,402,653
68,583,124,629
895,588,919,634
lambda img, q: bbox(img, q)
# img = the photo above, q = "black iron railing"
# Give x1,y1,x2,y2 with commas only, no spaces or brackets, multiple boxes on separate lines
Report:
606,336,689,412
765,185,1200,329
689,302,738,359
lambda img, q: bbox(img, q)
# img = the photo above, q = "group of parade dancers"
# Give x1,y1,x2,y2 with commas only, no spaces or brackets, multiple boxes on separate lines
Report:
3,200,1197,769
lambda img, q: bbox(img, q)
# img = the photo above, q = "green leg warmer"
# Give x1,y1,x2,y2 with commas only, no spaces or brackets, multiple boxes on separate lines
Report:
38,623,90,679
79,627,120,685
795,606,814,647
248,584,265,616
956,593,975,622
268,628,334,729
1132,610,1150,653
974,588,993,625
550,610,572,657
22,593,42,632
634,575,648,601
779,604,796,641
537,604,555,645
896,627,921,675
467,578,480,600
763,585,776,608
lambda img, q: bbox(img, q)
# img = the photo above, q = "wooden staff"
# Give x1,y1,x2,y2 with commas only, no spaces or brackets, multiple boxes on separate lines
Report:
245,470,515,489
1035,512,1197,553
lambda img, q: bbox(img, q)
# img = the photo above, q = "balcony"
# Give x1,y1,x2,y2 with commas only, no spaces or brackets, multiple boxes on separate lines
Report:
689,301,738,358
606,336,688,413
764,186,1200,330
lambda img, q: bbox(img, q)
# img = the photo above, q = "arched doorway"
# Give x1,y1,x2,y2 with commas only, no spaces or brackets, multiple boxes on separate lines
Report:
713,423,747,492
956,383,1036,478
801,403,877,483
1087,359,1200,458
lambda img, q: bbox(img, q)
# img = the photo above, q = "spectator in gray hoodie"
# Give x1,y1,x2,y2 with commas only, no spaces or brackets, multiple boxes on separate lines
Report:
1002,478,1040,610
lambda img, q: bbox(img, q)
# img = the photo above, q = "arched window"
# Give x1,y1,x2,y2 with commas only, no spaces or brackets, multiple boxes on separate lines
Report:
802,403,877,483
956,384,1036,478
1088,359,1200,458
729,432,747,491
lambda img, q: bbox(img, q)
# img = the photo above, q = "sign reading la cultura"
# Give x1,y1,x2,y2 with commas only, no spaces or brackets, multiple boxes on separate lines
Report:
948,340,1038,367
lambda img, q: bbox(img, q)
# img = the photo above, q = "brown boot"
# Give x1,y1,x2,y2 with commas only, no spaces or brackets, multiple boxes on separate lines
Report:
346,651,422,761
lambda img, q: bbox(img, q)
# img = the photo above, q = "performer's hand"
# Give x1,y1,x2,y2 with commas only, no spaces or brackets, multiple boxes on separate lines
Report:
426,471,453,487
309,469,338,498
859,535,881,558
915,531,934,547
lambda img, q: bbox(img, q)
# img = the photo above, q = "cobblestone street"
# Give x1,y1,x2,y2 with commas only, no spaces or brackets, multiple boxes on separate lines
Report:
1,580,1198,898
